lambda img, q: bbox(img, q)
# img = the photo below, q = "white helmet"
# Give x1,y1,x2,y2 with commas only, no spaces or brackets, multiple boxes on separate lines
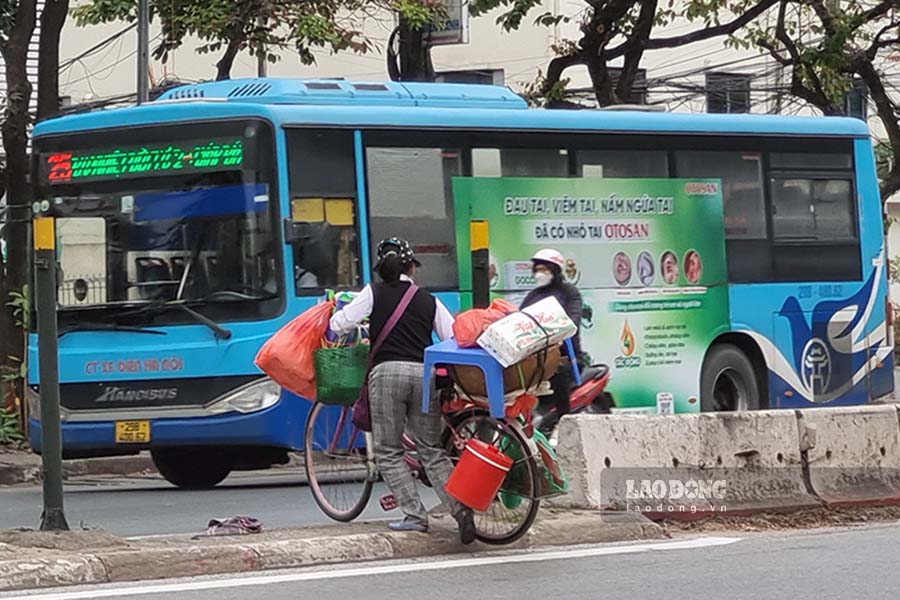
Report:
531,248,565,268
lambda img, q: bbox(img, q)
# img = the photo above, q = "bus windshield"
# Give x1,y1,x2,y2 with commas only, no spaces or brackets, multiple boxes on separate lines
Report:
34,119,282,326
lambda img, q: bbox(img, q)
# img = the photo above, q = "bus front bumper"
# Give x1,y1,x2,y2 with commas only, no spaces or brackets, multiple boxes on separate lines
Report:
28,394,310,457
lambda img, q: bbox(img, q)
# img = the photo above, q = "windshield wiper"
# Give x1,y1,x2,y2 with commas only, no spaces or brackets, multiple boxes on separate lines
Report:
194,289,278,303
59,322,167,338
112,301,233,341
172,302,233,341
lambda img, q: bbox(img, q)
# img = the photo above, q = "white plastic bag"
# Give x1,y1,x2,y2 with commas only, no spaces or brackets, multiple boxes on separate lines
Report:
476,296,576,367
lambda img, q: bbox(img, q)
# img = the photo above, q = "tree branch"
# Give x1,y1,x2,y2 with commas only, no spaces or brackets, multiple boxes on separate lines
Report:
540,53,585,97
758,39,791,67
615,0,657,103
855,58,900,199
867,18,900,60
808,0,837,37
587,56,614,106
772,0,839,114
606,0,779,59
862,0,899,23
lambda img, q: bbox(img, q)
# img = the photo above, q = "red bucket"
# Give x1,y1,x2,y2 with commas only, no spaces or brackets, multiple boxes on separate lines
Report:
446,438,514,512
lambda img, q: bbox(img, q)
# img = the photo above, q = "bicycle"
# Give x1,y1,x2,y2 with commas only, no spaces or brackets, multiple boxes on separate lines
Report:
303,383,542,545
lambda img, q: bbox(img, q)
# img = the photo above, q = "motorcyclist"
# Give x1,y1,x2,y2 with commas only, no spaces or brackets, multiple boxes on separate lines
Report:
520,248,585,432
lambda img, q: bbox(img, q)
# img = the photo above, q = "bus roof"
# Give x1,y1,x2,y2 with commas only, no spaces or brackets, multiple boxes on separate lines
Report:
33,77,872,140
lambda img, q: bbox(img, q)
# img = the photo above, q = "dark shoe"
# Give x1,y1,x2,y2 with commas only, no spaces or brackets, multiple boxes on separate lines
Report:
388,516,429,533
454,508,476,545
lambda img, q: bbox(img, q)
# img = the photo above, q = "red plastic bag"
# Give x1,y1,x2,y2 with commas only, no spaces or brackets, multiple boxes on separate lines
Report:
255,301,334,399
489,298,517,314
453,298,517,348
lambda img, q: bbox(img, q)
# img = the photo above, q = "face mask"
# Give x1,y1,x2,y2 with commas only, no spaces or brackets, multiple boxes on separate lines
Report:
534,271,553,287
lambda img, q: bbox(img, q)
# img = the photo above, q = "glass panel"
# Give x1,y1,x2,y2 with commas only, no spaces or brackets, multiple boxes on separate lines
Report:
57,217,107,306
770,152,853,170
576,150,668,178
772,178,815,239
813,179,855,240
675,152,766,239
366,147,462,289
35,119,283,325
472,148,569,178
286,130,356,197
286,130,360,293
772,177,856,242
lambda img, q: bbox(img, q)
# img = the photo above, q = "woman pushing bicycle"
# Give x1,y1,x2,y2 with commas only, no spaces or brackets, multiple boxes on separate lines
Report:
328,237,477,544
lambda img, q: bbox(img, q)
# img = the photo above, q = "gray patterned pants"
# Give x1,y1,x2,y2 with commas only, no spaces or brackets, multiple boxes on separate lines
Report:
369,361,461,522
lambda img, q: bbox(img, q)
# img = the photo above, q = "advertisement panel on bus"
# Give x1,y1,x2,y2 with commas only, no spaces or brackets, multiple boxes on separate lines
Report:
453,176,729,414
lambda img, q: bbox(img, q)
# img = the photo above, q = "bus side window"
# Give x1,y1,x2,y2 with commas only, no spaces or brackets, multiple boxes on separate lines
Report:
575,150,668,178
285,130,361,294
675,151,768,283
365,146,463,289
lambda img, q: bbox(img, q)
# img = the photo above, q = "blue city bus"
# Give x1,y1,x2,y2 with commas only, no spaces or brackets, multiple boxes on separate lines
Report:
28,78,893,488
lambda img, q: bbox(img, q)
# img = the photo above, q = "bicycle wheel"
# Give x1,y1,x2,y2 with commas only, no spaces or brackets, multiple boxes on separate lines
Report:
446,413,541,545
304,402,374,522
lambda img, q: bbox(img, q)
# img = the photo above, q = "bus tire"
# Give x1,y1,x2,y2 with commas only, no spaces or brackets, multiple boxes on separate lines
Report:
700,344,761,412
151,447,235,489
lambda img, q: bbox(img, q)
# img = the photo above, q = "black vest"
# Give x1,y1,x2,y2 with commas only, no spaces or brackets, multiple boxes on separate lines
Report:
369,281,436,366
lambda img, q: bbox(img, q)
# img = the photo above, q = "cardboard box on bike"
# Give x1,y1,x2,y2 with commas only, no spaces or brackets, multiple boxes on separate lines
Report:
450,344,561,397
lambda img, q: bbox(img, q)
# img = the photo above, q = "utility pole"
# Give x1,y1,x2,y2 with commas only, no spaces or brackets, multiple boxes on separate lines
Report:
137,0,150,103
33,213,68,531
470,220,490,309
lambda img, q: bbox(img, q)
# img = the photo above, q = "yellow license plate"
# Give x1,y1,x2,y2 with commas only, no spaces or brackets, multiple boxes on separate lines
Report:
115,421,151,443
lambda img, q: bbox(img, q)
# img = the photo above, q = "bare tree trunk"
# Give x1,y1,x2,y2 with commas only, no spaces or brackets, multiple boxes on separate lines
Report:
615,0,657,103
0,238,10,412
397,17,434,82
216,37,244,81
1,0,38,410
37,0,70,120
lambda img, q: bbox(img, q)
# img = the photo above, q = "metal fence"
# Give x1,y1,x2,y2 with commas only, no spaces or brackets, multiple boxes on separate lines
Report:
59,275,107,306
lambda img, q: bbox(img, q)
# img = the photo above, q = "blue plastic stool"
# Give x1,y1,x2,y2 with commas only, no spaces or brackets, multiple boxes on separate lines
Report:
422,338,581,419
422,339,508,418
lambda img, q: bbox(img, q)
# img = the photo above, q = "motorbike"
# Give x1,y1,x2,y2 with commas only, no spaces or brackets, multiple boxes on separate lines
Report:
531,362,612,438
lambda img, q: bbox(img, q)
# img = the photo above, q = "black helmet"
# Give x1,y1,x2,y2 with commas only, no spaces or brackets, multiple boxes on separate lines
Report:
375,237,421,269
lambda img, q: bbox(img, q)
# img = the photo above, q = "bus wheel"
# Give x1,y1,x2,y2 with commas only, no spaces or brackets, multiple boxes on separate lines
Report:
700,344,760,412
151,447,235,489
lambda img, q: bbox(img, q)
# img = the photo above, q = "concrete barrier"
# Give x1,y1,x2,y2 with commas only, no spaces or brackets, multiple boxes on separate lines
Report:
799,405,900,508
554,411,820,519
695,410,819,514
554,413,708,514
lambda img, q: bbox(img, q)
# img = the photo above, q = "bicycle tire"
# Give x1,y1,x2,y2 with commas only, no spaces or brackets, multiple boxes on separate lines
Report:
445,413,541,545
304,402,373,522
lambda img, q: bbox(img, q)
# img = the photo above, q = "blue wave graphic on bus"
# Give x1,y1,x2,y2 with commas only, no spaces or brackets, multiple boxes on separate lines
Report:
776,266,884,402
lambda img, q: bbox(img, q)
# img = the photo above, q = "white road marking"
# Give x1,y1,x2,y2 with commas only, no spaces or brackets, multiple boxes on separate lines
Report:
5,536,741,600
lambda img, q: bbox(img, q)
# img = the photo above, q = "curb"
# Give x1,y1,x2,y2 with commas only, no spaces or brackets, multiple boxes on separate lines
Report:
0,454,155,486
0,511,664,592
0,463,40,486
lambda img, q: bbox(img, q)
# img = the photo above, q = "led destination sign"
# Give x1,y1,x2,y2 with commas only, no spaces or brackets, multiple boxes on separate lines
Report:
42,139,244,185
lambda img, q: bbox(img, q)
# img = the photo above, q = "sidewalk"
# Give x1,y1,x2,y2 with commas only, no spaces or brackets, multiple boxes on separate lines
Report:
0,449,155,486
0,510,664,592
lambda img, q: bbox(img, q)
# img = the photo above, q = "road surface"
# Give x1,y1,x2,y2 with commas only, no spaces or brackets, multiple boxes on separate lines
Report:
3,522,900,600
0,469,436,536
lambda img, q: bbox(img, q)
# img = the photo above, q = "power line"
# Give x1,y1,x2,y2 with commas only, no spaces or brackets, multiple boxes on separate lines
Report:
59,24,137,73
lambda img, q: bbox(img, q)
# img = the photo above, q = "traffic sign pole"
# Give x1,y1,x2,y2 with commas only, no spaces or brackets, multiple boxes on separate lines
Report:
33,215,68,531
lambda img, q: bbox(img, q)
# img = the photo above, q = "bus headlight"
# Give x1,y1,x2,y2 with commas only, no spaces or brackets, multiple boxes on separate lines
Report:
208,378,282,414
